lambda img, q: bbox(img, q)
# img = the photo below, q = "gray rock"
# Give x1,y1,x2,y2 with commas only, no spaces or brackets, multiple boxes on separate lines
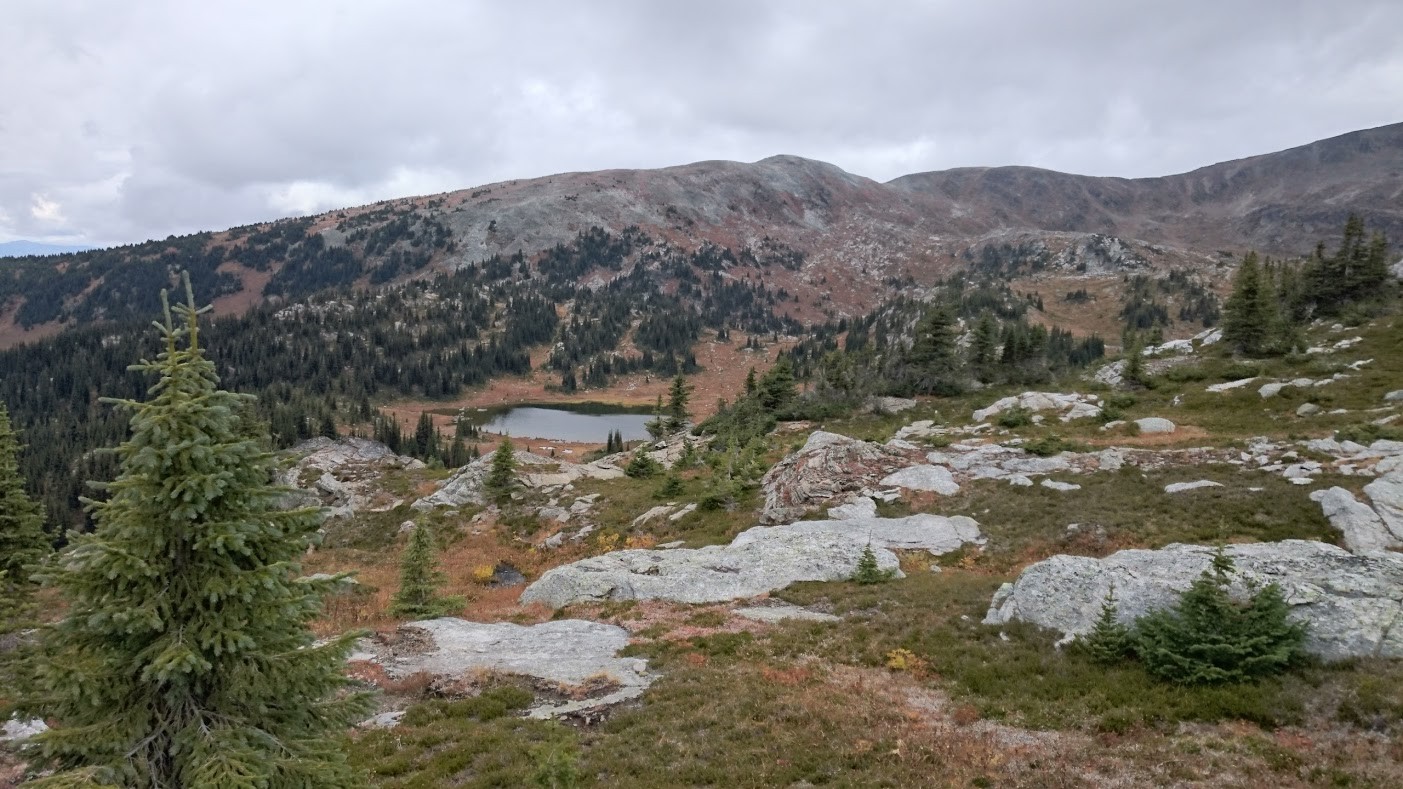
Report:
984,541,1403,661
1206,377,1258,393
279,437,426,519
1134,417,1176,434
828,496,878,520
1259,382,1287,399
865,396,918,414
364,619,653,720
1297,403,1322,417
520,514,983,609
1040,479,1081,492
972,392,1101,423
1007,474,1034,487
1362,456,1403,541
1384,390,1403,403
759,431,919,523
1310,487,1402,553
359,711,406,729
1164,480,1224,494
879,464,960,496
1,716,47,743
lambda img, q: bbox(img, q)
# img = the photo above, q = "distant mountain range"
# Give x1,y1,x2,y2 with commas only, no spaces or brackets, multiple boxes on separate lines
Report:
0,121,1399,341
0,240,96,258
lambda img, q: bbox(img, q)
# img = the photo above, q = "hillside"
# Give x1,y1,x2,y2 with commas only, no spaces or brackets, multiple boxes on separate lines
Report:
0,122,1398,345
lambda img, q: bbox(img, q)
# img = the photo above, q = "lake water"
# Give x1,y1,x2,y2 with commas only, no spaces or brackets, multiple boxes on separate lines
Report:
454,403,655,443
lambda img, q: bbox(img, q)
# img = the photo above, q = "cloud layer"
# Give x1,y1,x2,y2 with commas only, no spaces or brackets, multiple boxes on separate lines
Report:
3,0,1400,245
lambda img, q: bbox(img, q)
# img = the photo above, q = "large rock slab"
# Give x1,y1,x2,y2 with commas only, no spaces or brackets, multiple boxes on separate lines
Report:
360,618,652,719
984,541,1403,661
1362,456,1403,541
972,392,1102,423
413,450,624,510
879,464,960,495
521,514,983,609
1311,487,1402,553
759,431,919,523
279,437,426,519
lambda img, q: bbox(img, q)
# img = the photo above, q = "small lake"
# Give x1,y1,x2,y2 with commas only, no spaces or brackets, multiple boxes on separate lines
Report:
449,403,656,444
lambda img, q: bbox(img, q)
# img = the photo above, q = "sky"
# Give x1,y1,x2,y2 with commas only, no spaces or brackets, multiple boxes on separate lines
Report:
2,1,1400,247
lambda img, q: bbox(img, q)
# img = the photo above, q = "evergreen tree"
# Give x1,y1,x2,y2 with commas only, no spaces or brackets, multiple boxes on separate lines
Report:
1222,252,1281,355
390,525,460,618
1122,334,1146,387
969,311,999,381
0,401,49,628
905,303,961,395
1135,550,1306,685
414,411,439,460
757,357,796,412
645,394,667,440
1077,588,1135,666
666,374,691,431
483,437,518,503
851,544,893,585
743,367,758,395
15,279,369,787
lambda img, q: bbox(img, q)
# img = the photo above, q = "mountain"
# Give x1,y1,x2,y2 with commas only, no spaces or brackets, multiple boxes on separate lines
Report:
888,122,1403,255
0,240,96,258
0,122,1398,342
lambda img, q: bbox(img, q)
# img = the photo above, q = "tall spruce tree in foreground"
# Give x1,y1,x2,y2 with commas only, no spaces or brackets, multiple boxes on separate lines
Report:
0,401,49,632
1222,252,1282,356
16,279,369,788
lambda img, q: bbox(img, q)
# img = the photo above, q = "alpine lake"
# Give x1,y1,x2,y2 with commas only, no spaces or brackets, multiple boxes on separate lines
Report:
436,402,656,444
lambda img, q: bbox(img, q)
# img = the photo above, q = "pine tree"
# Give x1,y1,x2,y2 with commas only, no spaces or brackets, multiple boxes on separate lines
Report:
1122,333,1146,387
0,401,49,629
484,437,518,503
1077,587,1135,666
645,394,667,440
666,374,691,432
851,543,893,585
14,278,369,787
757,357,796,412
906,303,961,395
969,311,999,381
1134,550,1306,685
1222,252,1281,355
390,525,461,618
743,367,758,395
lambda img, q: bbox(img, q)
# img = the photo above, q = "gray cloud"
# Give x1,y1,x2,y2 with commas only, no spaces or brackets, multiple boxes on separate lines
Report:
1,0,1399,245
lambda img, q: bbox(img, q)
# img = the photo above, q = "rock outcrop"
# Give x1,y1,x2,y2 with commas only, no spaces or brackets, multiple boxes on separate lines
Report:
279,437,426,519
759,431,920,523
355,618,653,720
971,392,1102,423
520,514,983,609
1311,487,1402,553
413,451,624,510
984,541,1403,661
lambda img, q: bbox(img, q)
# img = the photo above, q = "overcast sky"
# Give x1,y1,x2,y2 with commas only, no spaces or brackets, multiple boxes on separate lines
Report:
2,0,1400,246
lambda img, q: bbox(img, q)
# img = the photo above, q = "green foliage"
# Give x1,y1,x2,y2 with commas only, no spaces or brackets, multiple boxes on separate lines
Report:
1022,434,1083,457
484,438,518,503
1076,589,1135,666
1222,252,1286,356
14,278,369,788
851,544,895,585
1135,550,1307,685
0,402,49,630
666,374,691,432
995,406,1033,428
1334,422,1403,445
391,525,463,619
624,447,663,479
655,472,685,498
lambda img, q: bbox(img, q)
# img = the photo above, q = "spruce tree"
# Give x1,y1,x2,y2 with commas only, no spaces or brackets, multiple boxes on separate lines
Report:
484,437,518,503
666,374,691,432
1134,550,1306,685
0,401,49,629
15,279,369,787
1077,588,1135,666
1222,252,1281,355
390,525,460,619
906,303,961,395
